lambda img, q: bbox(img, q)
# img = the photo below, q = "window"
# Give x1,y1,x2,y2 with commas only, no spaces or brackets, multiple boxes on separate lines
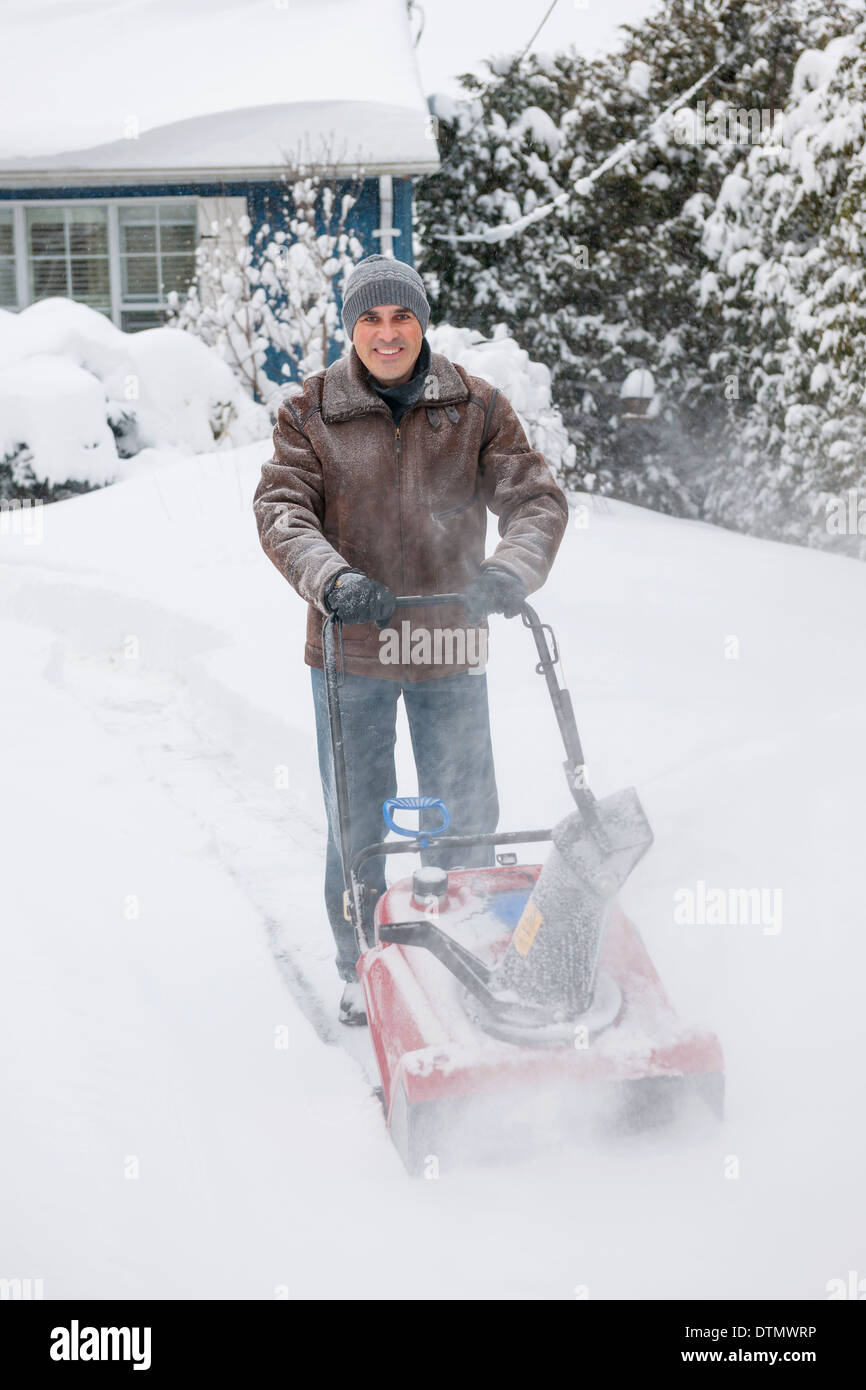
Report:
26,204,110,311
118,203,197,331
0,207,15,307
3,198,200,329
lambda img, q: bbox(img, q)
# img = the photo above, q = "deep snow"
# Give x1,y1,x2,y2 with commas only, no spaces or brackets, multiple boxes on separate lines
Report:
1,441,864,1299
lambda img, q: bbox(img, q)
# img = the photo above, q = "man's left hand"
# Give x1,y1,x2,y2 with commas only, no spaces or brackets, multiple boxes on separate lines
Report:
462,566,527,623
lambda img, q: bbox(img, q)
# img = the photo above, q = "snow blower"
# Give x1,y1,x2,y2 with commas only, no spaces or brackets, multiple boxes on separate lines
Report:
322,595,724,1174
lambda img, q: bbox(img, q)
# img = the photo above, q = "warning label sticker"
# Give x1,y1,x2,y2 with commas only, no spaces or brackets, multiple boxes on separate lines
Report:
512,901,543,958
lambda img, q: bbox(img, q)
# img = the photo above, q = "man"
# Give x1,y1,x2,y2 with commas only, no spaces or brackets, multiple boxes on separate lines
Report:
253,254,568,1024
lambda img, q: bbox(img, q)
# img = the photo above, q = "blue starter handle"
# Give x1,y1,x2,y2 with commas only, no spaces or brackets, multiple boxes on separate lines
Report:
382,796,451,848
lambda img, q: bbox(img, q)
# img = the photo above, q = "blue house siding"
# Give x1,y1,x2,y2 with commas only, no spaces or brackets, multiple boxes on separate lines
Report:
251,175,417,378
248,176,382,381
392,177,415,268
1,174,421,388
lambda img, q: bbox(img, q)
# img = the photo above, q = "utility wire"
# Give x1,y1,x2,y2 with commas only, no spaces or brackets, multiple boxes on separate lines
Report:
431,0,563,172
515,0,561,67
430,3,788,246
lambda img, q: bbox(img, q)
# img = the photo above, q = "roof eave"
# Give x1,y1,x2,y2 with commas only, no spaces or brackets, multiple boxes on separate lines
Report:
0,158,441,189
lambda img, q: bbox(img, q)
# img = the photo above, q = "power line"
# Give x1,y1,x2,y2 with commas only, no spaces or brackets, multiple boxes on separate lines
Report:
431,0,563,173
515,0,561,67
430,4,786,246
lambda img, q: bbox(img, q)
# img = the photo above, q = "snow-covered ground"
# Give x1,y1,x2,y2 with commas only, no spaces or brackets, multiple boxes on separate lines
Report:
1,442,864,1299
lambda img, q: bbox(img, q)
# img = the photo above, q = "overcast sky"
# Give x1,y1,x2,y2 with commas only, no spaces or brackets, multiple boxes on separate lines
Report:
411,0,661,97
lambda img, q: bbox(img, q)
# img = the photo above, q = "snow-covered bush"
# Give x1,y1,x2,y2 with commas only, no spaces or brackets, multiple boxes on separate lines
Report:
428,322,575,477
0,299,270,498
0,354,119,498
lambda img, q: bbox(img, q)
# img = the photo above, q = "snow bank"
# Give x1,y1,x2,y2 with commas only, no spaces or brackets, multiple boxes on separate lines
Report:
0,354,119,488
0,299,270,487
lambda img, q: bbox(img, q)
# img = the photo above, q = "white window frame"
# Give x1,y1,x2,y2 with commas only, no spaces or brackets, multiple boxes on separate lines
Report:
0,204,28,308
0,194,201,327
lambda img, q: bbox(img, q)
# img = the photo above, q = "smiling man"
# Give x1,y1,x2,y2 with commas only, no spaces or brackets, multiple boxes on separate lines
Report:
353,302,423,384
253,253,568,1024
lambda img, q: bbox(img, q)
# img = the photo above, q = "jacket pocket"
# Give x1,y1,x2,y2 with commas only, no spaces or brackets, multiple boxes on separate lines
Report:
431,486,480,522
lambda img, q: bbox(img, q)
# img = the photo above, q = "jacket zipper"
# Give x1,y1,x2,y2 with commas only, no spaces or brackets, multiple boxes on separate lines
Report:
395,424,406,596
392,398,463,592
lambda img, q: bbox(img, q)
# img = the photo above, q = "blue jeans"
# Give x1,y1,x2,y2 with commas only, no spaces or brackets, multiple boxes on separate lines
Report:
310,666,500,981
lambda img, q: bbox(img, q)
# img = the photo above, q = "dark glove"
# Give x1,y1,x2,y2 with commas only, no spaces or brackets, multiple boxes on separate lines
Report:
324,569,396,627
462,566,527,623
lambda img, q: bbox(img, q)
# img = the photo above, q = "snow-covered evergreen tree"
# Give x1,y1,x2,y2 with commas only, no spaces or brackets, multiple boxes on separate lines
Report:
416,0,857,518
701,20,866,556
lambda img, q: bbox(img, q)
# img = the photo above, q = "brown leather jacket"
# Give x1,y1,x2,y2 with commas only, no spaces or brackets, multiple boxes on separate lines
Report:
252,345,569,681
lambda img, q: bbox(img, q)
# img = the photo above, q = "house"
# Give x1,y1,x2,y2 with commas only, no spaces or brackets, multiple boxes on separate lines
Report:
0,0,439,372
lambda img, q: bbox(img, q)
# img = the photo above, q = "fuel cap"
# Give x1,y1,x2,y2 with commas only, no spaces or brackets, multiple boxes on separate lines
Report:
412,865,448,903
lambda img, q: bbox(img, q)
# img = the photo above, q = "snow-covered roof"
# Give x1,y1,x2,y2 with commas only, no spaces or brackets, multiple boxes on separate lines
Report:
0,0,439,181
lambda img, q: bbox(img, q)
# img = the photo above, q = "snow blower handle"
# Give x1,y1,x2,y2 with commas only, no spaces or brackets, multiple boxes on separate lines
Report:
383,796,451,849
518,608,599,823
389,595,601,826
321,593,606,951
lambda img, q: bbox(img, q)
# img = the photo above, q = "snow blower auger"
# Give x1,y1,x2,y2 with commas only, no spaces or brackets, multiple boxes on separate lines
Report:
322,595,725,1175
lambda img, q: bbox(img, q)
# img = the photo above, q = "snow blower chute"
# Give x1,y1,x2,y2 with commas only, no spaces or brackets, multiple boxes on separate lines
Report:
322,595,724,1174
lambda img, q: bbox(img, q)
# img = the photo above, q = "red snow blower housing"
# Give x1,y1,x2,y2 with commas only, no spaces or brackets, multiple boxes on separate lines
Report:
322,596,724,1174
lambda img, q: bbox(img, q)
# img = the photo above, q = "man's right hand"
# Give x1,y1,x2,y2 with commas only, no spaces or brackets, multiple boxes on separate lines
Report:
324,569,397,627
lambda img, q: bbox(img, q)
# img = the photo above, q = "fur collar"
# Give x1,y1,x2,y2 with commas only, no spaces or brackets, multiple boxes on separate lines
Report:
321,345,470,423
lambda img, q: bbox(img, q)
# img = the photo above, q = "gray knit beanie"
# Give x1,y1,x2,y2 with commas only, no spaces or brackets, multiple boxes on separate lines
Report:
341,254,430,341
